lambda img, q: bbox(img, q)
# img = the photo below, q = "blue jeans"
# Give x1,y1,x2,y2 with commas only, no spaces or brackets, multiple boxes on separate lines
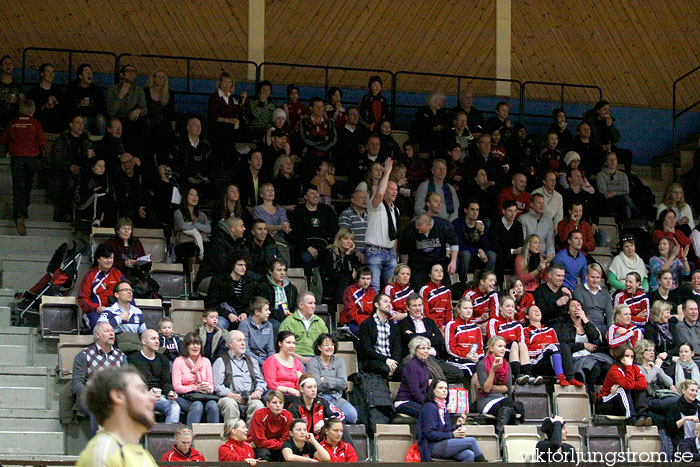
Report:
155,395,181,423
431,437,483,462
176,396,220,427
396,400,422,418
10,156,38,219
459,249,496,281
320,394,359,424
365,246,397,293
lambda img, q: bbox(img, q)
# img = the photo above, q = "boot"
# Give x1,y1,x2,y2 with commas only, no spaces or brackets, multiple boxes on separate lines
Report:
495,405,515,436
474,454,487,462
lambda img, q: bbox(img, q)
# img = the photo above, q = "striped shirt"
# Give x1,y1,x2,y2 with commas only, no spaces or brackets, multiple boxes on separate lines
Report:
339,206,367,252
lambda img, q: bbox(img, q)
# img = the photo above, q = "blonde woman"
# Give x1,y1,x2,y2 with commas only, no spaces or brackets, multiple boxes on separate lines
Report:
161,425,206,462
321,228,359,305
634,339,676,413
658,183,694,232
515,235,553,292
219,418,257,464
272,154,302,211
413,91,448,154
145,69,175,131
383,263,413,320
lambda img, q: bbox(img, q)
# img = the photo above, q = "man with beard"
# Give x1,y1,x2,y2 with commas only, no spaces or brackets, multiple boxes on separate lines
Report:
76,366,158,466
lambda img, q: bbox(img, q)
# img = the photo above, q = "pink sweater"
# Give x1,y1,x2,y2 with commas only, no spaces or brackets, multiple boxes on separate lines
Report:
262,354,303,390
172,356,214,394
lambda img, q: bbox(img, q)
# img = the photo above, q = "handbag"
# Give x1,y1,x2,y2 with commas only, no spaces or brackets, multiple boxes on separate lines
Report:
404,442,421,463
182,391,220,402
447,387,469,414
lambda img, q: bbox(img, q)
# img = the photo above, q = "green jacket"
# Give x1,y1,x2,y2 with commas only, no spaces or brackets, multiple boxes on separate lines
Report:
279,310,329,357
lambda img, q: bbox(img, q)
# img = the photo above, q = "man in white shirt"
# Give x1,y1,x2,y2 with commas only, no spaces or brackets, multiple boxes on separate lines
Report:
518,193,556,256
532,170,564,227
366,158,399,292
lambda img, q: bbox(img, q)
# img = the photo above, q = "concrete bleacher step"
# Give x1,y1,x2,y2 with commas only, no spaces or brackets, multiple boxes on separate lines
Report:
0,307,10,326
0,235,71,256
0,431,65,455
0,386,49,409
0,290,15,308
0,326,59,367
0,219,72,237
0,202,56,221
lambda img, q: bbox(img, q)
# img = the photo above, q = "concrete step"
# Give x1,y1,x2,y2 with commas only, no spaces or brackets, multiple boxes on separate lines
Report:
0,386,48,409
0,225,72,236
0,345,30,365
0,431,65,455
0,366,55,388
0,307,9,326
0,202,56,221
0,290,16,308
0,235,71,256
0,416,62,432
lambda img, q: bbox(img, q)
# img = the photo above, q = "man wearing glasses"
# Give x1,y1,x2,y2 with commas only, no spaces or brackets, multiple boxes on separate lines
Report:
106,64,149,159
97,280,146,352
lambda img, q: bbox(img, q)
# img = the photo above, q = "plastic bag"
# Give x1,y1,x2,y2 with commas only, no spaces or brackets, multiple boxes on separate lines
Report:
404,442,421,462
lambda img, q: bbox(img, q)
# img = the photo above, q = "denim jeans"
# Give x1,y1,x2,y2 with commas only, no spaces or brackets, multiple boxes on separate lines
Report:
319,393,359,424
155,395,181,423
459,249,496,281
365,246,397,292
431,437,483,462
10,156,38,219
176,396,220,427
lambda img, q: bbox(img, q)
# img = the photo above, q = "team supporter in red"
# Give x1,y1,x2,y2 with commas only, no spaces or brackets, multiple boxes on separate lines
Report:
161,425,205,464
383,263,413,320
419,263,452,329
219,418,257,464
524,305,583,387
247,390,293,461
445,298,483,379
287,374,349,443
597,345,652,426
607,305,643,349
77,244,125,330
613,272,650,326
498,172,530,218
509,278,535,323
358,76,388,132
556,201,596,253
318,418,358,462
487,295,533,385
463,269,500,325
651,209,691,249
341,267,377,337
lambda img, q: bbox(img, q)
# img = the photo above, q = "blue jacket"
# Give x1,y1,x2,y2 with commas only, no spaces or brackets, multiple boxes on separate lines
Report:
553,247,587,290
416,401,456,462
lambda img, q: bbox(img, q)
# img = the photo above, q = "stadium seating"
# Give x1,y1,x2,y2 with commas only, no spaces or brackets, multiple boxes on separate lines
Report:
502,425,540,462
459,423,501,461
40,295,80,338
151,262,186,302
513,384,550,423
553,384,592,424
345,423,370,461
134,298,164,330
170,299,206,336
584,425,622,454
625,425,661,454
192,422,224,461
57,334,94,379
336,340,358,375
144,422,180,461
374,423,413,462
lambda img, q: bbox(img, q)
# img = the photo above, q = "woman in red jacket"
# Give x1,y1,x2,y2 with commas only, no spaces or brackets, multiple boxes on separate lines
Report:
487,294,532,385
419,263,452,329
318,418,358,462
161,425,205,464
508,278,535,323
219,418,257,464
462,269,499,325
247,390,293,461
597,345,652,426
652,209,691,249
607,305,644,349
445,298,483,380
383,263,413,320
77,243,124,330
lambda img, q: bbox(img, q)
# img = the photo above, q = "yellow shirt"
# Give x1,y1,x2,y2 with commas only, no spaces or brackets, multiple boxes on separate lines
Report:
76,431,158,467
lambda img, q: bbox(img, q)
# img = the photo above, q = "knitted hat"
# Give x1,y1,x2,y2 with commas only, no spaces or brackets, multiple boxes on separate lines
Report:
368,75,383,88
563,151,581,166
272,108,286,122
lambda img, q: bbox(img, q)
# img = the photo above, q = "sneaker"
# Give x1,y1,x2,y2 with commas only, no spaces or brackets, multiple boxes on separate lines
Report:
516,375,530,385
634,417,646,427
643,416,653,427
568,378,584,387
556,375,570,386
531,375,544,385
15,218,26,236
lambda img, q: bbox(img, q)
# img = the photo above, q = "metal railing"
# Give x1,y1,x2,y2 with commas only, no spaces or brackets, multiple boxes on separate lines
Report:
21,47,119,86
520,80,603,122
672,64,700,181
393,71,523,121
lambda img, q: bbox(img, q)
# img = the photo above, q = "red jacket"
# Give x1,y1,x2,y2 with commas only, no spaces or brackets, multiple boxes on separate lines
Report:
320,439,358,462
463,288,499,323
287,397,344,434
0,114,46,156
161,446,205,463
607,323,643,349
247,408,292,451
598,363,647,399
651,228,690,248
515,293,535,322
498,188,530,217
613,290,650,326
557,218,596,253
383,282,414,317
77,267,125,315
524,325,559,359
342,283,376,325
219,438,255,462
419,281,452,328
445,317,483,359
487,315,524,344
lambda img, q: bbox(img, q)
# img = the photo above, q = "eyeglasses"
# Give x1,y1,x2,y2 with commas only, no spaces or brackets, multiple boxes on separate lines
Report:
117,288,133,293
321,342,335,348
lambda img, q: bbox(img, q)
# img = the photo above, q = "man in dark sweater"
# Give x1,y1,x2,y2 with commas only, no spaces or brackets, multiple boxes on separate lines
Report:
533,263,571,326
26,62,64,133
65,63,107,135
127,329,180,423
113,152,154,227
288,184,338,277
358,294,402,379
399,212,458,290
489,199,524,279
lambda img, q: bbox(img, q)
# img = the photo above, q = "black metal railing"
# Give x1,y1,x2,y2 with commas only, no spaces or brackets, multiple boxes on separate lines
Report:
21,47,119,86
520,80,603,122
672,64,700,180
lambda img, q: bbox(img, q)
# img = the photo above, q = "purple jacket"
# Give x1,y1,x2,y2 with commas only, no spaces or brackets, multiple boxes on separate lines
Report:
395,356,429,404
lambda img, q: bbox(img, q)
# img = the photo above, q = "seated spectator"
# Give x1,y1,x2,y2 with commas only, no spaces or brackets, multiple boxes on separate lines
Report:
279,292,329,364
673,300,700,366
159,317,183,363
532,170,564,227
377,119,402,160
491,199,524,277
213,330,267,423
254,183,292,242
515,234,552,292
583,100,631,172
219,418,257,464
300,96,337,169
607,305,643,349
460,168,498,221
414,159,460,221
173,187,211,262
678,421,700,462
643,300,677,362
536,416,575,460
509,278,535,322
27,62,63,133
659,183,695,237
104,217,147,279
416,379,485,462
144,69,176,165
394,336,431,418
553,299,611,394
650,238,690,291
76,157,116,228
262,331,304,404
487,295,533,385
649,269,684,311
535,132,564,175
561,167,600,230
445,298,483,379
238,296,275,366
573,263,614,337
665,342,700,393
273,155,302,211
505,123,537,178
411,92,448,156
400,213,458,289
356,161,383,198
127,329,180,423
466,134,504,187
338,190,368,263
558,151,595,193
207,72,243,167
653,208,692,252
533,263,571,325
287,374,347,439
264,128,291,178
635,339,676,413
556,201,596,254
489,129,507,162
548,109,574,151
419,263,452,329
341,267,376,337
176,117,217,199
319,418,358,462
518,193,555,257
525,305,583,386
105,64,148,155
681,270,700,309
324,86,345,129
476,336,524,435
442,110,473,161
196,215,246,293
95,118,126,175
172,332,220,426
248,390,292,461
553,230,587,290
355,134,387,189
358,294,402,378
596,152,640,219
665,380,700,454
65,63,106,135
307,333,358,424
359,76,387,132
206,256,255,330
310,160,335,206
498,172,530,218
463,269,499,325
196,310,227,362
246,219,280,278
282,418,331,462
97,280,145,341
113,153,154,227
486,101,513,142
263,108,288,150
254,258,298,328
321,228,359,307
398,293,447,358
572,121,603,178
335,106,369,176
608,234,649,293
596,345,652,426
161,425,205,463
382,264,413,320
453,200,496,280
77,244,125,330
